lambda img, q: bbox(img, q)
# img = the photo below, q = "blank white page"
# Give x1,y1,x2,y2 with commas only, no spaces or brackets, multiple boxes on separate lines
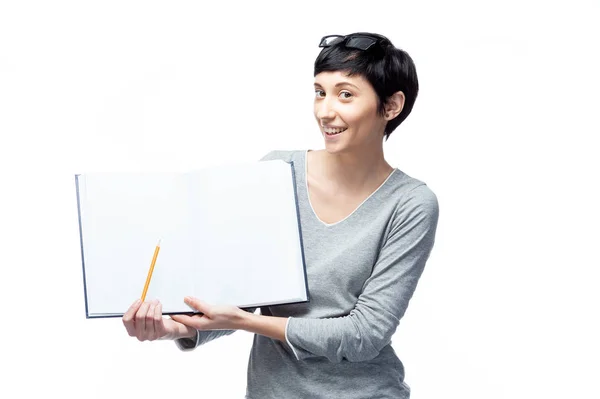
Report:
187,160,307,308
77,172,196,317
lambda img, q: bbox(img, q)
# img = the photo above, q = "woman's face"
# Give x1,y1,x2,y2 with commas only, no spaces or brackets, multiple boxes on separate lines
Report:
314,71,387,154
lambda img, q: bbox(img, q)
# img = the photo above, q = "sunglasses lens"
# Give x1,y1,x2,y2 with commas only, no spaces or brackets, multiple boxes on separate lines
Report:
346,37,376,50
320,36,344,47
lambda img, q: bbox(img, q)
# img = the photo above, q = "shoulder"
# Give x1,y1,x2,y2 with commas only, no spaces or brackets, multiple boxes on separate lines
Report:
388,172,439,227
259,150,304,163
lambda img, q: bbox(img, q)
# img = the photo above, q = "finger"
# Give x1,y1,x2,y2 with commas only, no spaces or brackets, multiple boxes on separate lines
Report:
170,314,192,325
146,300,157,340
154,302,166,338
171,313,202,329
184,296,210,315
172,313,207,330
123,299,141,337
135,301,151,341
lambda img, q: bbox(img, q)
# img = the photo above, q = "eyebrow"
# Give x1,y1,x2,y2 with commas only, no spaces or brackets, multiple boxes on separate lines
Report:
314,81,361,90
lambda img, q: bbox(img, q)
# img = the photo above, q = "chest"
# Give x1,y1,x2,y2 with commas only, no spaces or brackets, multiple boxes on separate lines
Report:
306,175,372,225
280,196,389,318
270,219,383,318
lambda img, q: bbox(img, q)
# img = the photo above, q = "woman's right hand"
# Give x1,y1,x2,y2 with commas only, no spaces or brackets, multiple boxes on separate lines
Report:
122,299,196,342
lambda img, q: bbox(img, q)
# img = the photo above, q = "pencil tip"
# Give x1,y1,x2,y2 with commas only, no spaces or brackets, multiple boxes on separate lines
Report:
157,238,162,246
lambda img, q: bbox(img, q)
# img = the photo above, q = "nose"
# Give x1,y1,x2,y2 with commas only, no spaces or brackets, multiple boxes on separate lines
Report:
315,96,336,121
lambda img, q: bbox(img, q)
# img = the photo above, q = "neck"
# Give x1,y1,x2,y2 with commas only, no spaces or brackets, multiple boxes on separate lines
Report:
314,145,392,191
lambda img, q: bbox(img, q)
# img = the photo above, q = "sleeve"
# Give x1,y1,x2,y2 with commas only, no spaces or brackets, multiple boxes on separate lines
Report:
259,150,286,162
175,307,257,351
285,185,439,363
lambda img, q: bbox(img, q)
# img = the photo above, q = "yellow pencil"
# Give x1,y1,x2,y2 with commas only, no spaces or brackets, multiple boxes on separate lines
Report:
141,239,161,302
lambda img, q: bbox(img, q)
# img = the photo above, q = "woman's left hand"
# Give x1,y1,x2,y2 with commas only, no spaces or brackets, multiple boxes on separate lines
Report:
170,296,246,331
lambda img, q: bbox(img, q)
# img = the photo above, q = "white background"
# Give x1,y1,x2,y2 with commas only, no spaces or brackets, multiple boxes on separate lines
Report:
1,1,598,398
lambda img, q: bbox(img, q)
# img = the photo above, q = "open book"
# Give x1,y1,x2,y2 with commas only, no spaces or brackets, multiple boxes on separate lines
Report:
75,160,309,318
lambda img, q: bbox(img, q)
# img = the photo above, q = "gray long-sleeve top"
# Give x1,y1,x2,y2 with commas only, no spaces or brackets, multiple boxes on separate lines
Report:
176,150,439,398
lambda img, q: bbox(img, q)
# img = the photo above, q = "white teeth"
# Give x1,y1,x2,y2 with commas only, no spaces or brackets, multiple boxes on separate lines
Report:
324,127,347,135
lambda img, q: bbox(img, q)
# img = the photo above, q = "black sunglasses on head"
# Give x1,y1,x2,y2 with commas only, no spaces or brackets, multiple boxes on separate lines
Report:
319,34,385,51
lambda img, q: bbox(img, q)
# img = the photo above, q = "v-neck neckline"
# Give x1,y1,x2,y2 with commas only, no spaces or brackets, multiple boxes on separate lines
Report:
302,149,397,227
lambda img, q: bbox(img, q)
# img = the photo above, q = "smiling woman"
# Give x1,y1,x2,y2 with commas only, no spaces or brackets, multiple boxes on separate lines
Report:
122,32,438,399
314,71,396,153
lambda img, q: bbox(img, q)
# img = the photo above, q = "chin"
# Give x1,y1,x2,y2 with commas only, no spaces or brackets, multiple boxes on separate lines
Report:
321,129,359,154
323,141,352,155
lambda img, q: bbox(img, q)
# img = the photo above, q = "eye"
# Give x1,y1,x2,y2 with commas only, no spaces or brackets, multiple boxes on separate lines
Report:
315,89,326,98
339,91,353,99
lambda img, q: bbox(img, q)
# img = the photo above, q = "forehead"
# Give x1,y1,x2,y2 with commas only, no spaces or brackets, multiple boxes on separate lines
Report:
314,71,370,88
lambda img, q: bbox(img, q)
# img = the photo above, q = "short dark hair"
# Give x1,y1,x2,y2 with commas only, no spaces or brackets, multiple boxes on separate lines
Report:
314,32,419,140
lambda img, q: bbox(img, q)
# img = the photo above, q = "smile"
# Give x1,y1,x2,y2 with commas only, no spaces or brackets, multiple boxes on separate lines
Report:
323,127,347,136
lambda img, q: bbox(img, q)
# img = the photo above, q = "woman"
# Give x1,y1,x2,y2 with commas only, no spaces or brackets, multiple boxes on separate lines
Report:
123,32,439,398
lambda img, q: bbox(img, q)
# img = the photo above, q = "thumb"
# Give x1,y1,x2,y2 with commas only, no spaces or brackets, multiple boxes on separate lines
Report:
184,296,209,314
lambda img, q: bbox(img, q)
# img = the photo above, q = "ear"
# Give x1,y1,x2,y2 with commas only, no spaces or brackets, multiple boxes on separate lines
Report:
384,91,405,120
